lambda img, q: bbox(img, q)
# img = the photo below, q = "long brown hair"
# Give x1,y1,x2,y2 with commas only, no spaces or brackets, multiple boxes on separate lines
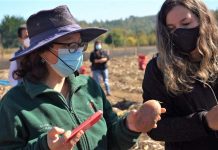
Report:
156,0,218,94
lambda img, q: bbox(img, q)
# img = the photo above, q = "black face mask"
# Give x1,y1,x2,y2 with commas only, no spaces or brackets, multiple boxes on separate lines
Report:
171,26,199,54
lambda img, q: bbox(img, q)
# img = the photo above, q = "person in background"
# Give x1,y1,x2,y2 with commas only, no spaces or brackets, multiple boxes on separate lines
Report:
0,5,165,149
8,24,29,86
90,40,111,96
142,0,218,149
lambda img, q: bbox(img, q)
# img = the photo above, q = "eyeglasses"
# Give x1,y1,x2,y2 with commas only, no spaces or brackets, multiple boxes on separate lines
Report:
53,41,88,53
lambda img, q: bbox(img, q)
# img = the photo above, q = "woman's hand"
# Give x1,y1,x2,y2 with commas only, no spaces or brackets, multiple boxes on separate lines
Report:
126,100,166,133
47,127,84,150
206,105,218,130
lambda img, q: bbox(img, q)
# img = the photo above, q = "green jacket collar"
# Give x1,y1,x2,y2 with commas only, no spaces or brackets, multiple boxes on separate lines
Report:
23,74,87,99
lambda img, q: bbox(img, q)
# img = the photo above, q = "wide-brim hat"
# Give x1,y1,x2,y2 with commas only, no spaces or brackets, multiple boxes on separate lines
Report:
10,5,107,61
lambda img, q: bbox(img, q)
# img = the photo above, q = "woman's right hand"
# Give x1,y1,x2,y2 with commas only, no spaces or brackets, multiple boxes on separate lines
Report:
205,105,218,130
47,127,84,150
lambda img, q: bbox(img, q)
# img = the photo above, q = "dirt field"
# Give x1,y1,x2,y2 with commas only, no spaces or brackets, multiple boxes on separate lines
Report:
0,51,164,150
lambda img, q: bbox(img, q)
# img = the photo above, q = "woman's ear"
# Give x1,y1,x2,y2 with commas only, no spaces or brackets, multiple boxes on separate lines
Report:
39,49,58,64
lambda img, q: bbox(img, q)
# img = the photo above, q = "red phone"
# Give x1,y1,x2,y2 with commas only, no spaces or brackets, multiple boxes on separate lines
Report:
66,110,103,143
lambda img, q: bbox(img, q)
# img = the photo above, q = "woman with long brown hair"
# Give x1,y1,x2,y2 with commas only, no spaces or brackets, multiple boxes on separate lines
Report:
142,0,218,149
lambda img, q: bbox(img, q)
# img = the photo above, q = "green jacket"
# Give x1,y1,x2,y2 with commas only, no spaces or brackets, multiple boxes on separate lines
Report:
0,75,140,150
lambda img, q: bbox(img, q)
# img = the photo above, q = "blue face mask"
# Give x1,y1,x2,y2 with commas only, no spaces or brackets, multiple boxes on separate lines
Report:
50,47,84,77
95,44,102,50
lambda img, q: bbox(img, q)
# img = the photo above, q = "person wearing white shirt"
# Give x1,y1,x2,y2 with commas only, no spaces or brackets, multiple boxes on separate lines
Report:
8,24,29,86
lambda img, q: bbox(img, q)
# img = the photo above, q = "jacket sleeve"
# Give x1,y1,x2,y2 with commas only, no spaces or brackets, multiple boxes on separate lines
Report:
101,89,140,150
147,110,213,142
89,52,96,63
0,97,49,150
142,58,215,142
102,50,110,60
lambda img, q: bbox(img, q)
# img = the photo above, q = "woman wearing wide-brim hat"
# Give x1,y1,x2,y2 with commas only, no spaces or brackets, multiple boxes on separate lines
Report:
0,5,165,149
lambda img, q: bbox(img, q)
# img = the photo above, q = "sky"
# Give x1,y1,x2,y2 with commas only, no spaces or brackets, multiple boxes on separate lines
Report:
0,0,218,23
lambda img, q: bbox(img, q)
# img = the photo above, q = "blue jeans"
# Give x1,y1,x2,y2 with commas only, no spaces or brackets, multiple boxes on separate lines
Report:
92,69,110,95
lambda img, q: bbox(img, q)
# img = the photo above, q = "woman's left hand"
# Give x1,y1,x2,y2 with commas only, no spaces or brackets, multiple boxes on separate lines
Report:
126,100,166,133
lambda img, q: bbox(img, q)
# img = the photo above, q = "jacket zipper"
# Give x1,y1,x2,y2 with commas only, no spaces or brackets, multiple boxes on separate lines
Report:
63,91,90,150
57,93,90,149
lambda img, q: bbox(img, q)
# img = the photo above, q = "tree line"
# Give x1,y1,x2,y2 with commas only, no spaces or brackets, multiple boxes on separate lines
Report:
0,10,218,49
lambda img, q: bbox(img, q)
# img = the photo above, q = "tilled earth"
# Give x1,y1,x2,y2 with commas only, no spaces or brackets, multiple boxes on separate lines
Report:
0,54,164,150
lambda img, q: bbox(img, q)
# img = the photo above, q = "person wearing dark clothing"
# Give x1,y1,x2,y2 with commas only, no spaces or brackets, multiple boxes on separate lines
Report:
143,57,218,150
142,0,218,150
90,40,111,95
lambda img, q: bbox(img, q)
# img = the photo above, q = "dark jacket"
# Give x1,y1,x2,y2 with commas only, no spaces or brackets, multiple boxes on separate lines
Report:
142,57,218,150
0,74,139,149
90,50,109,70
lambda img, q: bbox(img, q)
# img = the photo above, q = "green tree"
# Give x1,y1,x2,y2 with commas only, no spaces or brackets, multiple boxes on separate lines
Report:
138,34,149,46
147,32,156,46
78,15,157,47
109,28,125,47
126,36,137,46
0,15,25,48
104,34,113,45
214,10,218,22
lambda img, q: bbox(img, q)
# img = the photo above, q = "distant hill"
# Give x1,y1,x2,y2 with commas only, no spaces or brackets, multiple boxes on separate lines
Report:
79,15,157,34
1,9,217,48
79,9,218,34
